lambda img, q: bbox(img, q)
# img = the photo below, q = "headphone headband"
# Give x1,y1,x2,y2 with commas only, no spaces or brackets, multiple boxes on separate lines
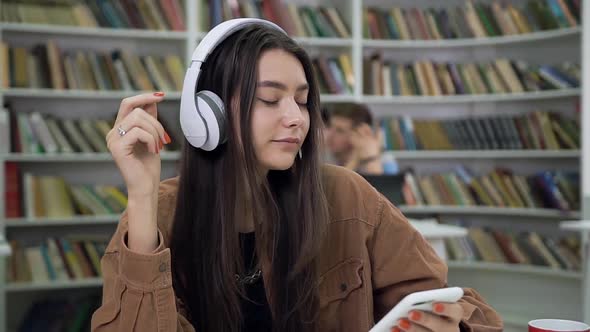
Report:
190,18,286,71
180,18,287,150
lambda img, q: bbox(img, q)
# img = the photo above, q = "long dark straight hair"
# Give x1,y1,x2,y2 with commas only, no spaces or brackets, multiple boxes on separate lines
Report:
170,24,329,332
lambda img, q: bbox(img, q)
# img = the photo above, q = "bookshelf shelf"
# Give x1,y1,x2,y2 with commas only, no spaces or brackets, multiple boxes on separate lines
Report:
293,37,354,47
362,89,581,105
399,206,581,219
363,27,582,49
2,89,351,104
5,215,119,228
0,23,188,40
447,261,582,280
4,278,103,292
1,88,183,100
320,94,357,103
388,150,580,160
0,152,181,162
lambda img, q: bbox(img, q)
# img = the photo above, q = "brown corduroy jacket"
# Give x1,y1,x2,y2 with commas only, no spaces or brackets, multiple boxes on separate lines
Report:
91,165,503,332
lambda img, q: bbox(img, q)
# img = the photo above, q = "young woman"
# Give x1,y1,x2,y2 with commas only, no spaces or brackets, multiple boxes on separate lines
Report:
91,23,502,332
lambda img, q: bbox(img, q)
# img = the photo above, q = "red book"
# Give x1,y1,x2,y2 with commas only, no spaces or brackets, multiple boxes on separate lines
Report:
160,0,186,31
5,162,22,218
261,0,279,24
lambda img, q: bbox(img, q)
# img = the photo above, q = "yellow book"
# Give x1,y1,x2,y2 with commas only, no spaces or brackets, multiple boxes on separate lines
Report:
418,177,442,205
103,186,128,209
164,55,184,91
0,42,9,88
391,8,411,40
423,61,442,96
76,51,98,90
489,171,516,207
436,64,455,95
338,53,355,92
470,178,495,206
503,175,526,207
494,59,524,93
59,239,85,279
464,1,487,37
12,47,29,88
287,4,306,37
507,5,531,34
72,3,98,27
397,64,411,96
39,176,76,218
480,175,506,207
47,40,66,90
413,62,430,96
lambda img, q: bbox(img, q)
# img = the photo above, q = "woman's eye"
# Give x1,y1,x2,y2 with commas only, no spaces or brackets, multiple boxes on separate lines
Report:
297,102,308,108
258,98,279,106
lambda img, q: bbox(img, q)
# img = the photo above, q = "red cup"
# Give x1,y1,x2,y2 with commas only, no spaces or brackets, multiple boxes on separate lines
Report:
529,319,590,332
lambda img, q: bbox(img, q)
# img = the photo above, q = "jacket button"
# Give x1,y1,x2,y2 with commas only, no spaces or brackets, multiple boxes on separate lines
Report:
340,283,347,292
159,263,167,272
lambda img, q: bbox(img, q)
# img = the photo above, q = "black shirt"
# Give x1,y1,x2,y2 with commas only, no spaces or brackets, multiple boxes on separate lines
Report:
239,232,272,331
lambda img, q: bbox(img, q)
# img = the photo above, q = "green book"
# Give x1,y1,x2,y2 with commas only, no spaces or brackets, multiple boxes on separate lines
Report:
405,65,421,95
527,0,559,30
474,3,499,36
477,64,495,93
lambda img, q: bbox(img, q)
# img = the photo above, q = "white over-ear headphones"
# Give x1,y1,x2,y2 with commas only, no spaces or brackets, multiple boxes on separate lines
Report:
179,18,287,151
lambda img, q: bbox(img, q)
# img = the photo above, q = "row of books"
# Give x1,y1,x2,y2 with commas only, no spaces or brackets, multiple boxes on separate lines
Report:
1,0,186,31
379,111,580,151
364,56,580,96
18,296,100,332
8,237,108,283
313,54,354,95
446,226,581,271
401,167,579,211
364,0,580,40
5,164,128,219
1,41,184,91
205,0,350,39
0,108,180,154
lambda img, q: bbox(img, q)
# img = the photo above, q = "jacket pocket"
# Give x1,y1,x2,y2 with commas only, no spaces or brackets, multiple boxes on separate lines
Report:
92,277,126,329
318,258,365,331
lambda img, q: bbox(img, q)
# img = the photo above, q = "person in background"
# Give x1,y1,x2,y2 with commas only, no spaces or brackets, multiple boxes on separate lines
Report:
324,103,384,174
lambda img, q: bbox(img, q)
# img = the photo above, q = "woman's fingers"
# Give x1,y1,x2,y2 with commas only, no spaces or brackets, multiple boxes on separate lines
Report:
114,127,159,155
108,109,166,154
431,303,463,323
115,92,165,124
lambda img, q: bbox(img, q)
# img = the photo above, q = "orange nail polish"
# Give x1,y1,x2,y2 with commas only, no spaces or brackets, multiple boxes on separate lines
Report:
398,319,411,330
434,303,445,313
164,132,172,144
409,311,422,321
154,92,165,97
390,327,401,332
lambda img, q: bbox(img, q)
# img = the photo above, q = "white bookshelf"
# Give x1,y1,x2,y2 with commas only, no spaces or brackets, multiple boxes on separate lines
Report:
400,206,581,219
0,0,586,331
0,22,188,40
387,150,581,160
293,36,354,46
0,152,181,162
4,215,119,228
363,26,582,48
4,278,103,292
447,261,583,280
362,88,581,105
2,88,184,100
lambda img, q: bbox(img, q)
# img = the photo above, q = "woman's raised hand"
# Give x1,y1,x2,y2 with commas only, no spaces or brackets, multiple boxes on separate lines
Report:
107,92,171,198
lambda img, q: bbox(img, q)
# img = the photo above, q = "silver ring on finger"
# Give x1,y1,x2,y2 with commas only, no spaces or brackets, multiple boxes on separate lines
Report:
117,126,127,137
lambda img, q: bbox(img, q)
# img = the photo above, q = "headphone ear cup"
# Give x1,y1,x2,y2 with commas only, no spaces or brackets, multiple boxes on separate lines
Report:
195,90,227,150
